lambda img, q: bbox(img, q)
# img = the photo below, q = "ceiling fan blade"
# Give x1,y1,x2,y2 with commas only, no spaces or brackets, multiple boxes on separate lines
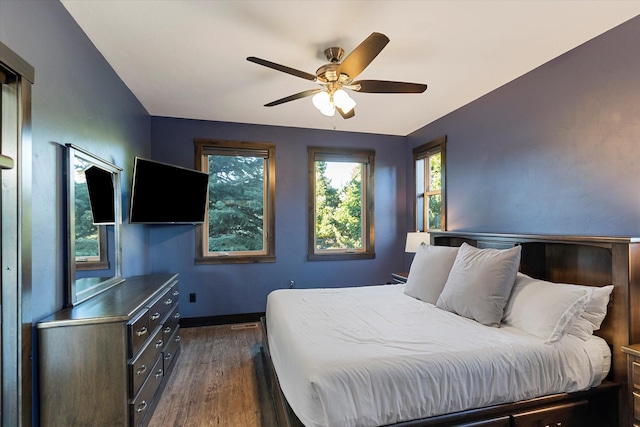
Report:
337,107,355,119
247,56,317,82
264,89,321,107
352,80,427,93
336,32,389,80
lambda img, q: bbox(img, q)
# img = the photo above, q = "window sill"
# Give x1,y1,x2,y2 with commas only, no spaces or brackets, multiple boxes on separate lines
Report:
76,261,109,271
195,255,276,265
307,252,375,261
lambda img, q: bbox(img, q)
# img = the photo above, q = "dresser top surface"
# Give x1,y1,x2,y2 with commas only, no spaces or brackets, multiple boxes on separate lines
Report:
37,273,178,328
622,344,640,358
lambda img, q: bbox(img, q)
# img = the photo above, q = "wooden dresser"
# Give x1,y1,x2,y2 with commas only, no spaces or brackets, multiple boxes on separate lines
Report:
622,344,640,426
37,273,181,427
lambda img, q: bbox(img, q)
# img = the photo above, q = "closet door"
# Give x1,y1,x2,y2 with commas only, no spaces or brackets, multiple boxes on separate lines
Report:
0,41,34,427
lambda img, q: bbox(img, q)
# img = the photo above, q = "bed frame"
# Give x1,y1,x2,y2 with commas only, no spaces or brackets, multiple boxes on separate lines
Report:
262,231,640,427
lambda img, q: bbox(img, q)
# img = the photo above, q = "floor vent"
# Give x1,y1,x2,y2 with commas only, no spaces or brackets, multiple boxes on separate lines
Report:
230,322,259,330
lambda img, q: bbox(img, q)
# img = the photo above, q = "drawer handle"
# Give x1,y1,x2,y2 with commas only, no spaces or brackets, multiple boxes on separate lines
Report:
174,312,180,320
164,298,173,305
175,335,181,342
136,364,147,376
136,327,148,337
544,424,562,427
172,290,179,297
155,339,164,349
155,368,164,379
165,352,172,360
150,312,160,321
164,326,172,334
136,400,147,413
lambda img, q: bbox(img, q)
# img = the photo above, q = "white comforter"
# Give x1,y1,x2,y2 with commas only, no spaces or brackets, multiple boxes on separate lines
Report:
265,284,610,427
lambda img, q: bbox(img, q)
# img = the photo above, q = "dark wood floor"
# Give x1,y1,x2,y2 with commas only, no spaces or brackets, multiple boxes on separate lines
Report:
148,323,278,427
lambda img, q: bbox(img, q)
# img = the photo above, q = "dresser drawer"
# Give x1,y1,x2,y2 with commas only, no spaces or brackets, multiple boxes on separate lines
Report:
633,391,640,422
165,281,179,313
168,280,179,302
163,327,181,372
129,327,163,398
130,356,164,427
633,361,640,389
512,400,588,427
148,287,171,333
458,417,510,427
128,308,150,357
162,305,180,346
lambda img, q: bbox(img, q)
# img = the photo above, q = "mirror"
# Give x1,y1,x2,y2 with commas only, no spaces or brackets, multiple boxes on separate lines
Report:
66,144,123,306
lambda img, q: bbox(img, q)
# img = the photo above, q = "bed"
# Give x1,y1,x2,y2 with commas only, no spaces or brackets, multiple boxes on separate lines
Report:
262,232,640,427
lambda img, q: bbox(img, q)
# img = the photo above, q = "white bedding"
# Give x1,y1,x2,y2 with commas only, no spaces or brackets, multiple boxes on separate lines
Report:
265,284,610,427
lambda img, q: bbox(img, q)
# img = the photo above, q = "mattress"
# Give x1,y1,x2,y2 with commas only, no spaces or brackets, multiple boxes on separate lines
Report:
265,284,610,427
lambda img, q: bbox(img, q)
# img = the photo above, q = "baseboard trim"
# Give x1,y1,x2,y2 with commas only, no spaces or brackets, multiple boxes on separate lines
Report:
180,312,265,328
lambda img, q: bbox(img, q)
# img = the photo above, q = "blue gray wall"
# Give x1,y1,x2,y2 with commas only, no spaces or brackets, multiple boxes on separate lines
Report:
407,15,640,237
150,117,407,318
0,0,152,322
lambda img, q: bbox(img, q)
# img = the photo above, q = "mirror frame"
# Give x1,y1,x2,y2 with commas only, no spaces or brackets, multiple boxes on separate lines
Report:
66,144,123,307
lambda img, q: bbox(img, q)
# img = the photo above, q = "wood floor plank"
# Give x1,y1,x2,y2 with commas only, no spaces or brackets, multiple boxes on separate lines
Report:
148,323,277,427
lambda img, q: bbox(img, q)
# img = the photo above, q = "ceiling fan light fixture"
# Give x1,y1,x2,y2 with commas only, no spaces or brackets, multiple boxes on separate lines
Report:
312,91,330,109
319,104,335,117
333,89,356,114
312,91,335,116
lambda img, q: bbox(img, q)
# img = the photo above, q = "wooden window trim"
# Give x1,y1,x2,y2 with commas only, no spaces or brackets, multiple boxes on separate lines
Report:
412,135,447,231
194,138,276,264
307,146,375,261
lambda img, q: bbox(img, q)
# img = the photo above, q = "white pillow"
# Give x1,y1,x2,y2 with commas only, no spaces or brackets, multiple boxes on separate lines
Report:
503,273,591,343
404,244,459,304
567,284,614,340
436,243,521,327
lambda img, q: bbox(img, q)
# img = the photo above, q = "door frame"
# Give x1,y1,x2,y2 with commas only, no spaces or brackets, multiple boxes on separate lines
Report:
0,40,34,427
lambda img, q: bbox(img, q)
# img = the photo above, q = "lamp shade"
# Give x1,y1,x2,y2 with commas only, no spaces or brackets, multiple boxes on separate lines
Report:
312,91,335,116
312,91,330,110
405,232,430,253
333,89,356,114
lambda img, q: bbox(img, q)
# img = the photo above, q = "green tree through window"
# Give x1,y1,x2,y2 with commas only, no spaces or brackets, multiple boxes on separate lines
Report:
207,154,264,252
73,160,100,260
314,161,363,250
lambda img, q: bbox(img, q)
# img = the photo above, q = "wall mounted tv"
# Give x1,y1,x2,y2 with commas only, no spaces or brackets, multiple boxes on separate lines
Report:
85,166,115,224
129,157,209,224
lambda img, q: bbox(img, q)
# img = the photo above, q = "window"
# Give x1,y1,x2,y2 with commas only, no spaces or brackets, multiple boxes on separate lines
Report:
72,157,108,270
194,139,275,264
308,146,375,261
413,135,446,231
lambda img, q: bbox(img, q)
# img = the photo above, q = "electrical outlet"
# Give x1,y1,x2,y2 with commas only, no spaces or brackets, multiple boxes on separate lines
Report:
189,293,196,302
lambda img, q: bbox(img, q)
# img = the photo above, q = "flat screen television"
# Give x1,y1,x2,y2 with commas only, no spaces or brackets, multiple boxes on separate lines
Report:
129,157,209,224
85,165,115,224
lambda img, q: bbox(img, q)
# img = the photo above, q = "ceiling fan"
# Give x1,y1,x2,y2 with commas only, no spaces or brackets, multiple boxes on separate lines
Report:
247,32,427,119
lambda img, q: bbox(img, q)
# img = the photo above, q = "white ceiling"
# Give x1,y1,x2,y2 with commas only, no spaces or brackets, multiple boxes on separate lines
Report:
60,1,640,136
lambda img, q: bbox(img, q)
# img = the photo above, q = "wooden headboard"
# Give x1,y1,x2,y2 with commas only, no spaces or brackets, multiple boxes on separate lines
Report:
430,231,640,423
